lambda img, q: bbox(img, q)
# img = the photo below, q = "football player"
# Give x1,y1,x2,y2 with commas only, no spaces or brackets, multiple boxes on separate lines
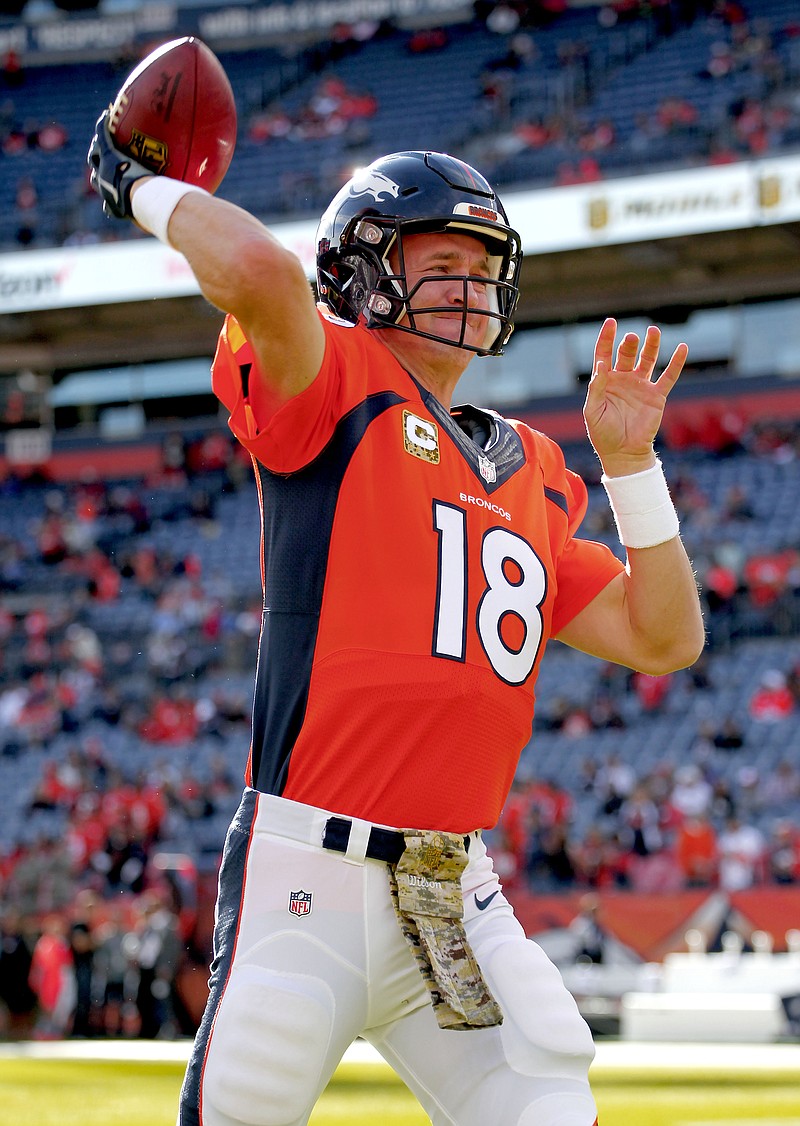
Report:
89,116,704,1126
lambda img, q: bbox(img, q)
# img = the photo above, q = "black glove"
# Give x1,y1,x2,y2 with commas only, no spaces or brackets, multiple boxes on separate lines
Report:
87,109,153,222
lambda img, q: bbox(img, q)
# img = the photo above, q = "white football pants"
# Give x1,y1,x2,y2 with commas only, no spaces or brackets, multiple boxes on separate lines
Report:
177,790,598,1126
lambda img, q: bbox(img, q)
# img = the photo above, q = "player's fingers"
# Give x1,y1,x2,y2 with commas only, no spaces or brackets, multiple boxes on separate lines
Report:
593,317,616,371
636,326,662,376
614,332,639,372
654,342,689,395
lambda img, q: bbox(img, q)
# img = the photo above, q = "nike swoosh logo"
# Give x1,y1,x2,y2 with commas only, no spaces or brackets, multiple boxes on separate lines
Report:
474,890,499,911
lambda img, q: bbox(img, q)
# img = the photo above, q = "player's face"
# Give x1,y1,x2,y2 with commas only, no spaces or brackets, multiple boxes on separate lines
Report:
396,231,494,351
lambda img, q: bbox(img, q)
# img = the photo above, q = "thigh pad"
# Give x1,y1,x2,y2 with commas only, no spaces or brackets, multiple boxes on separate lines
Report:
485,936,595,1076
202,964,334,1126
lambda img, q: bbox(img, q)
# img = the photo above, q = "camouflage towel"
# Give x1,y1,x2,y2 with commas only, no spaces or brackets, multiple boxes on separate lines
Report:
389,829,503,1031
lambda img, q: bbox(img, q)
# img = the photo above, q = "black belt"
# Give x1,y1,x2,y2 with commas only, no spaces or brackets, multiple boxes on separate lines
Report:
322,816,469,864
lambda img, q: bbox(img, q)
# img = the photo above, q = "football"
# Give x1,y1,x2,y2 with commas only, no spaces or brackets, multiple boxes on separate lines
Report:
108,36,237,193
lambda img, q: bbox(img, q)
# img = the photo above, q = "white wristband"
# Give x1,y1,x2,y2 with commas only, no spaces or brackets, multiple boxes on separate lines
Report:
131,177,207,245
601,458,680,549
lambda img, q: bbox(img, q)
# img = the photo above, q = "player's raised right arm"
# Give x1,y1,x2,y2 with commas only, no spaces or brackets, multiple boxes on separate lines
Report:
88,112,324,407
155,187,325,406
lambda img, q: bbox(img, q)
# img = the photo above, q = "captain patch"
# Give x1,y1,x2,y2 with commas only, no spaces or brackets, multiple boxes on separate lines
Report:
403,411,440,464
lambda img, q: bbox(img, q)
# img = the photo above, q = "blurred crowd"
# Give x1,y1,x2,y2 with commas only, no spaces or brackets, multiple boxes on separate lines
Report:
0,888,192,1041
479,0,800,182
2,0,800,249
489,747,800,897
1,406,800,1036
0,432,255,1038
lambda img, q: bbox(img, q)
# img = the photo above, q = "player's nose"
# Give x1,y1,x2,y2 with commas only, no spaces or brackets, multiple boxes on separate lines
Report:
441,274,474,307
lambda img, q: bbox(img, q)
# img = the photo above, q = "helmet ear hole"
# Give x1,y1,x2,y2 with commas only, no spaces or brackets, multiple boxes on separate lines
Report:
320,254,382,323
347,256,379,317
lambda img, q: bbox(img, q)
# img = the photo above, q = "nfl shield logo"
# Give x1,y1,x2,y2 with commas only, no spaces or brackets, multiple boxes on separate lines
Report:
479,456,496,484
288,889,313,917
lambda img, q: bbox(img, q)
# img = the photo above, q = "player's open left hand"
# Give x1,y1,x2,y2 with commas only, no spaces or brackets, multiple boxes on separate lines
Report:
87,109,153,223
584,317,688,477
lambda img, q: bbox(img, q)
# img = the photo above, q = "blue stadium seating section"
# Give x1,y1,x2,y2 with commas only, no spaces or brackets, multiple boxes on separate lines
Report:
3,2,800,249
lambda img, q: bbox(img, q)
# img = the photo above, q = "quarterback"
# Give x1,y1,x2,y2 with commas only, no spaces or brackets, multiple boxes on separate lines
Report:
89,119,704,1126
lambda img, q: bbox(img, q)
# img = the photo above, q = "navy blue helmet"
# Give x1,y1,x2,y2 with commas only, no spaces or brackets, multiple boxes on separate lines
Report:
316,151,522,356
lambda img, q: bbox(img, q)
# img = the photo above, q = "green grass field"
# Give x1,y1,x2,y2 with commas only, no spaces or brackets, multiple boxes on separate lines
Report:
1,1055,800,1126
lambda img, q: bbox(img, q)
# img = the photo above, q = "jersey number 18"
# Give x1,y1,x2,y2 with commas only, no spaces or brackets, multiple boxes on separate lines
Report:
432,500,546,686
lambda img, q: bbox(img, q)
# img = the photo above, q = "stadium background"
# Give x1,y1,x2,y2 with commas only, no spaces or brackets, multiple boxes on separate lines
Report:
1,0,800,1065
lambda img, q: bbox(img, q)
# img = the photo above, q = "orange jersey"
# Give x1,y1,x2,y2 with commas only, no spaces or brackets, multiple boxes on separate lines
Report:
212,311,624,833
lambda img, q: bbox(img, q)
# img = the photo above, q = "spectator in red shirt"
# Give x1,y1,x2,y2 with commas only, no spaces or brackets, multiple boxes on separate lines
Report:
29,916,76,1039
743,549,797,607
674,811,718,887
571,826,628,889
632,670,673,712
749,669,794,722
140,693,199,744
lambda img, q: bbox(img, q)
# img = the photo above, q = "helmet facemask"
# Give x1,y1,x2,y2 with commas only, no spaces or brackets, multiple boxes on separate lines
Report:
319,215,519,357
382,221,520,355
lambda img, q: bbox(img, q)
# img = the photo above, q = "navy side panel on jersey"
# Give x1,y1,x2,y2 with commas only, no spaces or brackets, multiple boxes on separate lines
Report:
249,391,404,794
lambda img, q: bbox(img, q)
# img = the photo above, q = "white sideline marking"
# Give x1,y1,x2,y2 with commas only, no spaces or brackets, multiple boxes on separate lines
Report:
591,1041,800,1077
0,1039,381,1066
0,1040,192,1062
1,1038,800,1081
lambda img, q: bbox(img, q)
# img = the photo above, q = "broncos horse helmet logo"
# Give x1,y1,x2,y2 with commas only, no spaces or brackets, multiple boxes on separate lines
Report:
348,169,401,201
